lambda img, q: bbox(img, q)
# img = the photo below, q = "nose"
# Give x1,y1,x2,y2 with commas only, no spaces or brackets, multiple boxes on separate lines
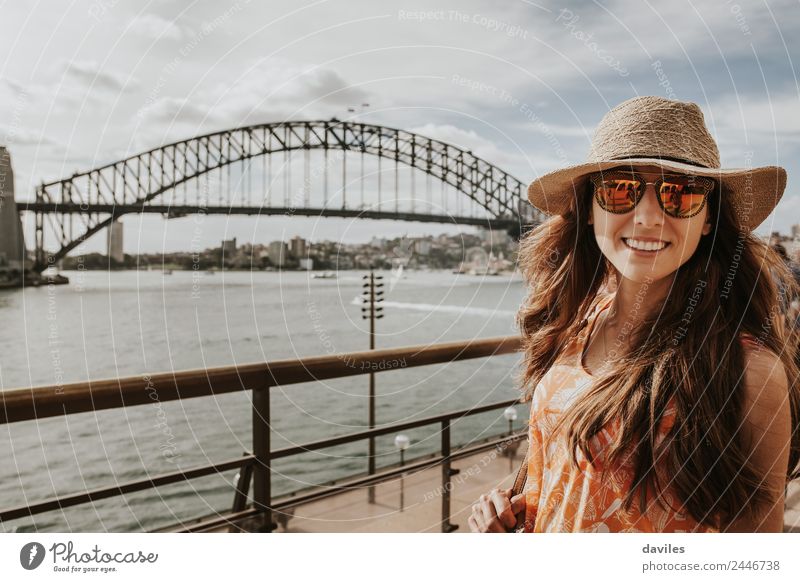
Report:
633,183,664,227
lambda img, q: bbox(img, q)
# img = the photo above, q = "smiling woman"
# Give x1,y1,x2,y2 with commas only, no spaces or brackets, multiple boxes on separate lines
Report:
469,96,800,534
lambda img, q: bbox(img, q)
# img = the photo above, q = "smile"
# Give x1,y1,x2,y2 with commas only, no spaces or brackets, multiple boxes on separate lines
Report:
622,238,670,252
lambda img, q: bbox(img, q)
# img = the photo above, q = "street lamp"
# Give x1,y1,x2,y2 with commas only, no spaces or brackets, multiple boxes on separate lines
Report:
503,406,518,436
394,433,410,511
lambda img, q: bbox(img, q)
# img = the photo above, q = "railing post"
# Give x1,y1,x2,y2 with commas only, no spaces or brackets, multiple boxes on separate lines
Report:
367,371,376,503
253,384,274,532
440,419,459,532
231,454,253,514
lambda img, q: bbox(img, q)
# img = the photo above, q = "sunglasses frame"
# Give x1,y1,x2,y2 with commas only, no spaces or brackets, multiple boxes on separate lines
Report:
589,169,715,219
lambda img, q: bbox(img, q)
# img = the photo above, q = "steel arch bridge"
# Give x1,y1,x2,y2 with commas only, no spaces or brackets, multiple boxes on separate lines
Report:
25,119,543,272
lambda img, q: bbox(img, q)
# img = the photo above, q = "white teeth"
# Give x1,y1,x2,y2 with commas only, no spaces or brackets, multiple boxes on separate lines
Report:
624,238,668,251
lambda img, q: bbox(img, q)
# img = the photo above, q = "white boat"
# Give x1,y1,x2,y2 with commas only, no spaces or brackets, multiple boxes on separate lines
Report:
312,271,336,279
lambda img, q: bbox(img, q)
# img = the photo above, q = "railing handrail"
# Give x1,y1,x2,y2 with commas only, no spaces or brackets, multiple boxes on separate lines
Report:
0,335,522,424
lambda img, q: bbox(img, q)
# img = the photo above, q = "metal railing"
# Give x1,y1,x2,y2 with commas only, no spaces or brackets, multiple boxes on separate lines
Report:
0,335,523,532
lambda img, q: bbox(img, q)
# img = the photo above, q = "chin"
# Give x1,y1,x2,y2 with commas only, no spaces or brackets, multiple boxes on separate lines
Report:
618,268,672,285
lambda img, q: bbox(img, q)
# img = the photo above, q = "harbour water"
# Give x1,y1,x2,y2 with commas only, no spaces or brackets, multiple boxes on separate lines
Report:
0,269,526,532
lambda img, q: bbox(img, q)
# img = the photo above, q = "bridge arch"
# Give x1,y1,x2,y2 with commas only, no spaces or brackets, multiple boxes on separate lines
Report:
30,120,543,271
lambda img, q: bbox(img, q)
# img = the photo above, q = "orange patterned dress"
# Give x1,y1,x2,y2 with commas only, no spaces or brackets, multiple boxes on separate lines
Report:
522,294,722,533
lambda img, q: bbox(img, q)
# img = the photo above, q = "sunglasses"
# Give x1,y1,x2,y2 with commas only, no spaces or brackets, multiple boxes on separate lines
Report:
589,170,715,219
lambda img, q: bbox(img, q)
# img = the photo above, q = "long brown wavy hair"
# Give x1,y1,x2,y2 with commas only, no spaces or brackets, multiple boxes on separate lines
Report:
514,178,800,530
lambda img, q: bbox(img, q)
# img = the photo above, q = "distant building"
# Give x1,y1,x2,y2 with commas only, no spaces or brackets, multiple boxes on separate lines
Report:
289,236,307,258
221,238,237,255
792,224,800,240
299,257,313,270
106,221,124,263
268,241,288,267
414,239,432,256
481,229,509,248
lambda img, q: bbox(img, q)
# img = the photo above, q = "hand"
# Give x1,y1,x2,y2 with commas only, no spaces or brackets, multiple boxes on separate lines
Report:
468,487,526,533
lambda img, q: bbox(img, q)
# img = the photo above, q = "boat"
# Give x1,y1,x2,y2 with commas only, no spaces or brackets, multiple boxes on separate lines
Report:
163,269,173,275
312,271,336,279
467,267,499,276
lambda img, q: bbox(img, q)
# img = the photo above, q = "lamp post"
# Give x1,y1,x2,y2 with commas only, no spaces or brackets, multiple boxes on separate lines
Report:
394,433,410,512
503,407,518,472
362,269,384,504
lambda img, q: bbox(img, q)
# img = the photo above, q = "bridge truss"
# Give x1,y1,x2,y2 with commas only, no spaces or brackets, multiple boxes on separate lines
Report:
26,120,543,272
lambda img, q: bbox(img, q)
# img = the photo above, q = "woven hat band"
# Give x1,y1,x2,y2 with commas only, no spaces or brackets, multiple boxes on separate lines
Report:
587,96,721,169
609,154,711,169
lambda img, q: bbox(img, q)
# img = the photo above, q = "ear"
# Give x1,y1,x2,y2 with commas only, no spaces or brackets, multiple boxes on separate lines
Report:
702,220,711,235
588,206,593,225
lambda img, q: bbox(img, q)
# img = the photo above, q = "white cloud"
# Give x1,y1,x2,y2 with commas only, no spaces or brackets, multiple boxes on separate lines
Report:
549,0,796,70
61,60,136,93
129,13,188,41
0,125,57,147
132,58,370,147
711,92,800,136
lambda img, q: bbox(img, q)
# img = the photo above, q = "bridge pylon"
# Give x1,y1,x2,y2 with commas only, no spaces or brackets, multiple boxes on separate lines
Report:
0,147,33,286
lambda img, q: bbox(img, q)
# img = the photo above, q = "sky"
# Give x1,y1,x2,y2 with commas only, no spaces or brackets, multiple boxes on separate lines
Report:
1,0,799,254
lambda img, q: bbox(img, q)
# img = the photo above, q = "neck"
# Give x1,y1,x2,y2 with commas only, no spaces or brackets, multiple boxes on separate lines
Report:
603,273,673,351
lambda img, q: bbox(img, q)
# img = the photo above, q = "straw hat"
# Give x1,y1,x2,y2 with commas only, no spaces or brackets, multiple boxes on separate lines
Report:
527,96,786,231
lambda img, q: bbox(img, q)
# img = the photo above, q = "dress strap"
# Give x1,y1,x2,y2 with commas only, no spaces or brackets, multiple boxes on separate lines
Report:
586,293,614,322
739,331,762,350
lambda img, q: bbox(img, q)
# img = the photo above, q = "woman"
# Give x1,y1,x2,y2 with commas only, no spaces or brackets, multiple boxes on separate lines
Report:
469,96,800,533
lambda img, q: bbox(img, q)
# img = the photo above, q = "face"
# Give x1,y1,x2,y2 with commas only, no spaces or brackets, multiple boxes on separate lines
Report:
588,165,712,284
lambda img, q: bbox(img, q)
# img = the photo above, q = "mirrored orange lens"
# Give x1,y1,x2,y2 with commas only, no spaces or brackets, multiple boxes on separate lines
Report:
658,179,707,217
596,179,640,212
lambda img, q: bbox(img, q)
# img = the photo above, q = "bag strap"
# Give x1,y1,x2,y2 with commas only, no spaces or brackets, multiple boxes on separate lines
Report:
511,441,529,532
511,441,529,497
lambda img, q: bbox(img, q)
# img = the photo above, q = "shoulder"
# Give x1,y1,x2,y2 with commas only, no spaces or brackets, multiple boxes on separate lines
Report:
724,336,791,531
738,338,790,494
739,337,789,420
740,336,787,395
